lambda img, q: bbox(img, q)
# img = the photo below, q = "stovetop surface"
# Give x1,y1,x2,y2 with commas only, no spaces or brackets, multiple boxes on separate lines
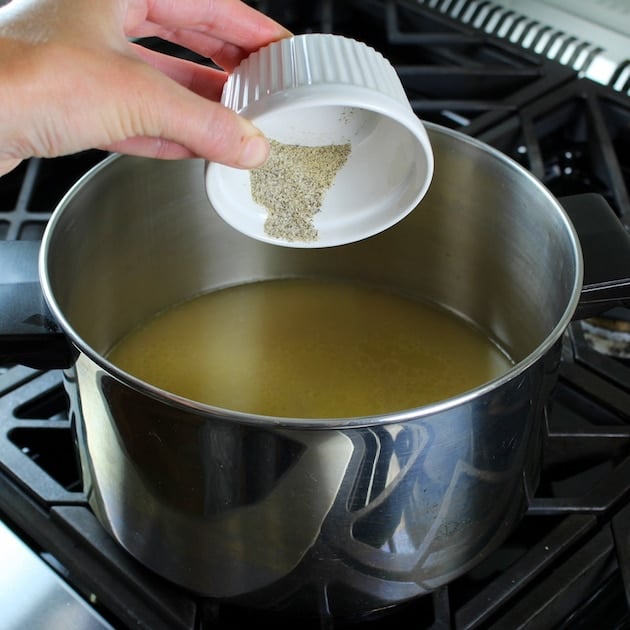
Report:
417,0,630,91
1,1,630,628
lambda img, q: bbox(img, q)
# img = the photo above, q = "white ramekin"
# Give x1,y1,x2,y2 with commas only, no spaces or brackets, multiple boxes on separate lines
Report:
205,33,434,248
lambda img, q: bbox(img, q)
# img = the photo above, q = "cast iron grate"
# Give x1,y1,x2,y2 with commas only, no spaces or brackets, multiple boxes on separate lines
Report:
478,78,630,227
0,151,106,240
348,0,576,134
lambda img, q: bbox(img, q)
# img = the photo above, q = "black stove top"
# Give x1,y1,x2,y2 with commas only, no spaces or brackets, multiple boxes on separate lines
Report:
1,1,630,628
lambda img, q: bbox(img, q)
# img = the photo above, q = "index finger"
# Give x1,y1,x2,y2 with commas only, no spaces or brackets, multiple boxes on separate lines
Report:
126,0,291,69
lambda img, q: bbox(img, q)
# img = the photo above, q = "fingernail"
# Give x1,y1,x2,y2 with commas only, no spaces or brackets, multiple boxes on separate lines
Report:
238,135,269,168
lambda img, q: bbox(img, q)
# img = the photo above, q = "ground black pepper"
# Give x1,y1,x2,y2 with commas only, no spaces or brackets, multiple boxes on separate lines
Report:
250,139,351,242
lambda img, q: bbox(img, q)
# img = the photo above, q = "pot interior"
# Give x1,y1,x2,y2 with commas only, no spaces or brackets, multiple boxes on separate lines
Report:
43,124,581,399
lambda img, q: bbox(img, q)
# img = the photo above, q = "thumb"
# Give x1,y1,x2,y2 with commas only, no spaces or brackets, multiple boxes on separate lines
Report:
103,60,269,168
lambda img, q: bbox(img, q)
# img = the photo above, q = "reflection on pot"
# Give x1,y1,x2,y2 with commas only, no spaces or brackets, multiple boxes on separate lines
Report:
67,343,555,618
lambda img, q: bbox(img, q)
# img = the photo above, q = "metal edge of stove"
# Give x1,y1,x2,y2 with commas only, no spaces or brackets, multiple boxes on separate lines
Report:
0,519,114,630
418,0,630,93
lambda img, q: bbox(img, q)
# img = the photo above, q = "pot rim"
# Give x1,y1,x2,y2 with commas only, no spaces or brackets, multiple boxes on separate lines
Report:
39,123,584,430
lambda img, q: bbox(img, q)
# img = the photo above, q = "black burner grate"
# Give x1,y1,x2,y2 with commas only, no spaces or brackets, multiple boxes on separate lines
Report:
478,79,630,227
0,151,106,240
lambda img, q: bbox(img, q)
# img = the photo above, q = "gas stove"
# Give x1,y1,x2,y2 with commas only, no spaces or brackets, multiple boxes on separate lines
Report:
418,0,630,92
1,1,630,628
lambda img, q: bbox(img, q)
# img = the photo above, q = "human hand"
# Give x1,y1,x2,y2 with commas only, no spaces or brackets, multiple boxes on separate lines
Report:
0,0,291,176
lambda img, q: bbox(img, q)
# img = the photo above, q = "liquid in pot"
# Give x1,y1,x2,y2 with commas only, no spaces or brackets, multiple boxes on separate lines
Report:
107,278,514,418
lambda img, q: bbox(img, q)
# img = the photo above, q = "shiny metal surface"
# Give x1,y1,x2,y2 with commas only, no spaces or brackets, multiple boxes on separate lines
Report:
419,0,630,93
0,520,113,629
40,124,582,617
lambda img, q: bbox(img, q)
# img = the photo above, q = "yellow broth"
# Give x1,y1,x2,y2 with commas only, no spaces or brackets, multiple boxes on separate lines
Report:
107,278,514,418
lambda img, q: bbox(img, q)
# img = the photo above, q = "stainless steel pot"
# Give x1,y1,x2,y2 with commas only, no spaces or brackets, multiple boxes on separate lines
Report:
3,123,630,619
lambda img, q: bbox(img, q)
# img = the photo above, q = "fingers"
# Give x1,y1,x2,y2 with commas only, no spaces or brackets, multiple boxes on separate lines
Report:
103,130,270,168
124,45,270,166
130,43,227,101
0,0,284,172
103,136,195,160
110,61,270,168
126,0,292,70
0,40,268,169
133,25,265,72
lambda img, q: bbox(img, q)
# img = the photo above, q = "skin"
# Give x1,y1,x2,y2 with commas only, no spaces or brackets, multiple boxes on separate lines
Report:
0,0,292,176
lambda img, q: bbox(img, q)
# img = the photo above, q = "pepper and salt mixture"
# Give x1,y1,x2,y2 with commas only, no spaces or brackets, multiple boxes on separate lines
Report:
250,139,351,242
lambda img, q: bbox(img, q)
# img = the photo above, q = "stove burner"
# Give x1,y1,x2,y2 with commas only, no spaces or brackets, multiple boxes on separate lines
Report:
478,79,630,224
544,146,609,197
